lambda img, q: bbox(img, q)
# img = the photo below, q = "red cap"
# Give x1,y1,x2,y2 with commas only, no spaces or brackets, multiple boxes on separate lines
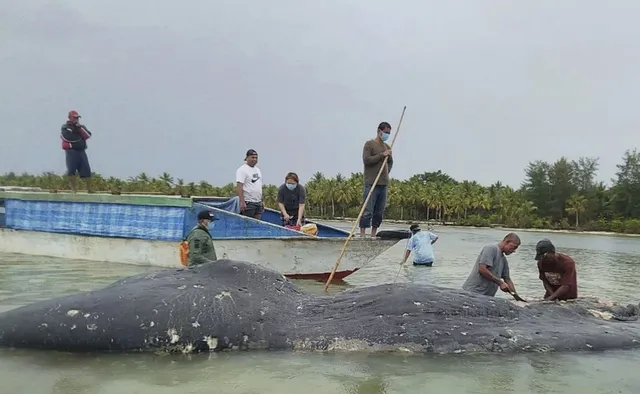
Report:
68,110,81,119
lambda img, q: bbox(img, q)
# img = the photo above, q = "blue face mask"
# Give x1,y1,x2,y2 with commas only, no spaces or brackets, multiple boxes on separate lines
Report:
207,222,216,232
286,183,297,191
381,133,390,142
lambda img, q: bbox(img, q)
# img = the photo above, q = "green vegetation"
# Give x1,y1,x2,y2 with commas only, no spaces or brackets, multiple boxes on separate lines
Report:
2,149,640,234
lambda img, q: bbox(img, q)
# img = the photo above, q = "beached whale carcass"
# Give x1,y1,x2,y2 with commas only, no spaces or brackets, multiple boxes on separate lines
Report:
0,259,639,354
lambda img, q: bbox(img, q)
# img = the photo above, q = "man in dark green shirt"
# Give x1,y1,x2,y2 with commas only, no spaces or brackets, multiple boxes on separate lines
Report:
186,210,218,266
360,121,394,238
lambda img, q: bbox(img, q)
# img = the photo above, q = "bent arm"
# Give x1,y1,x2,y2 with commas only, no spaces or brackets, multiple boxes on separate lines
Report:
545,285,570,301
386,144,393,173
188,235,214,266
298,186,307,219
363,142,384,165
402,249,411,264
277,187,287,215
78,124,91,140
60,125,79,143
545,262,576,300
430,233,439,245
538,266,555,297
478,264,503,285
476,246,503,285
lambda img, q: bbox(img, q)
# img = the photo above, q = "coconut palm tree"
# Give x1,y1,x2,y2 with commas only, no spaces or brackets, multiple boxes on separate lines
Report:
0,169,591,231
566,194,588,227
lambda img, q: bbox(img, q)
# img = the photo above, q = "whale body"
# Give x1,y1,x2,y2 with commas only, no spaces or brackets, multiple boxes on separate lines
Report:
0,259,639,354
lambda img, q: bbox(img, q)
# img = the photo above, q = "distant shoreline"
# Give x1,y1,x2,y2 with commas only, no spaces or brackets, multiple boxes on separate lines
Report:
309,217,640,239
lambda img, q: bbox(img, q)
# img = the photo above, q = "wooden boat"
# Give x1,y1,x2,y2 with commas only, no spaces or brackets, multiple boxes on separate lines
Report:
0,189,407,282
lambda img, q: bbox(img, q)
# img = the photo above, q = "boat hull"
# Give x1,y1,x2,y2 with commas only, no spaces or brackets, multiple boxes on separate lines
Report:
0,228,397,281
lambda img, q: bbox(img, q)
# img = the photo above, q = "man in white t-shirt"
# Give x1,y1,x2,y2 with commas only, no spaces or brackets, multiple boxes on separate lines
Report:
235,149,264,219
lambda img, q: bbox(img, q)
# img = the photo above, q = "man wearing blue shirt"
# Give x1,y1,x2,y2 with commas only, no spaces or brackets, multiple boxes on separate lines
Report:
401,224,439,266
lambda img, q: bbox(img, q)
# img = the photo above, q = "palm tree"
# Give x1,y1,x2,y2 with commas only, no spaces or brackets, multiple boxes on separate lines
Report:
0,168,619,232
566,194,588,227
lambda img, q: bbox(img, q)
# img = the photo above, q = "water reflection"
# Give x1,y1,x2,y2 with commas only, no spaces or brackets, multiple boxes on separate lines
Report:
2,346,640,393
2,225,640,393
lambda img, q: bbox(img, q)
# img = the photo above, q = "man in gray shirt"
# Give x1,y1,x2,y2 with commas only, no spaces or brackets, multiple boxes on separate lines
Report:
462,233,521,297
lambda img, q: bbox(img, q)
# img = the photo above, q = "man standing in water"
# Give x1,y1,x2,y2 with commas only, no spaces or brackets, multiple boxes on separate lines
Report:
462,233,520,297
236,149,264,220
535,238,578,301
401,224,439,266
60,110,93,193
360,121,393,238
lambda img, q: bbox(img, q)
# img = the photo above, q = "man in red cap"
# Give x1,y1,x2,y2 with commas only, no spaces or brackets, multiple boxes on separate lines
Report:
60,110,93,192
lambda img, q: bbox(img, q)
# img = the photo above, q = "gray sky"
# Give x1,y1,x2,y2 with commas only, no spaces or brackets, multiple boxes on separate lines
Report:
1,0,639,188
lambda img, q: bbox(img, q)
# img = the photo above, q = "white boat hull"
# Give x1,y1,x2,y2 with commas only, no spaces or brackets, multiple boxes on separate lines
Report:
0,228,398,281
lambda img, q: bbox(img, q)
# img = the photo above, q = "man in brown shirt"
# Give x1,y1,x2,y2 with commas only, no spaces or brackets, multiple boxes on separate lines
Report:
359,121,394,238
535,238,578,301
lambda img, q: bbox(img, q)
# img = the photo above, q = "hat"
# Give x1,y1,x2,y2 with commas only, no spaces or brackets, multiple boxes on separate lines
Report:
68,110,81,119
245,149,258,158
535,239,555,261
409,224,421,233
197,210,217,221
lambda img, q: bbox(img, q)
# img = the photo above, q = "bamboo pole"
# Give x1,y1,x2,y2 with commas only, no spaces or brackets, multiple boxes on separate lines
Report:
323,106,407,292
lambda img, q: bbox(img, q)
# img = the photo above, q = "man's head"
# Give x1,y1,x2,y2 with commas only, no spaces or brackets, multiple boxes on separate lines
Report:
197,210,217,227
68,110,81,124
409,224,421,234
535,238,556,262
499,232,521,255
245,149,258,167
377,122,392,143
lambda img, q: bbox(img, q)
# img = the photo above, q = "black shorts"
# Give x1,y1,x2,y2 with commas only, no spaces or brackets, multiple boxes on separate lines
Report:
413,261,433,267
243,201,264,217
65,150,92,178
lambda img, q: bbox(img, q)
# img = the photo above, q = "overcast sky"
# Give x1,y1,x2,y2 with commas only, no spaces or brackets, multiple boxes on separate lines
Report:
1,0,639,188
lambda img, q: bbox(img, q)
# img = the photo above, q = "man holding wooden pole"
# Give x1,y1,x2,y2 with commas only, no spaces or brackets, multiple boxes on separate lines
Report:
324,107,406,292
359,122,394,238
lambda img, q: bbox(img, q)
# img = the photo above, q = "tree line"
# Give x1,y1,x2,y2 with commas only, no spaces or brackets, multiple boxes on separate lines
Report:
2,149,640,234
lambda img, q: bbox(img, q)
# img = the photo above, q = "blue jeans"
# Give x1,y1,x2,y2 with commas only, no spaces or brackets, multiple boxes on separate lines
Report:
359,184,388,229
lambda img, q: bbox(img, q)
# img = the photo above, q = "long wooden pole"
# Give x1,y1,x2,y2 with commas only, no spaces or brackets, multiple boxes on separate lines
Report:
323,106,407,292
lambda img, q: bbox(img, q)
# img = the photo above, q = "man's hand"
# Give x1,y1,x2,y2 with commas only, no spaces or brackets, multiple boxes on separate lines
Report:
295,219,302,227
240,200,247,212
499,281,510,292
505,280,516,293
382,149,392,157
283,213,292,222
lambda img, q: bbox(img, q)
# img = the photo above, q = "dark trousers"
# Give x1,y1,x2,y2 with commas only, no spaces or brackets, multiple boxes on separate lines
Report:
282,210,304,226
65,150,92,178
242,201,264,218
359,184,388,229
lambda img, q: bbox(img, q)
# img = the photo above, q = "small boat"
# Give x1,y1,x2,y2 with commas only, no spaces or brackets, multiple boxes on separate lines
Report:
0,190,407,282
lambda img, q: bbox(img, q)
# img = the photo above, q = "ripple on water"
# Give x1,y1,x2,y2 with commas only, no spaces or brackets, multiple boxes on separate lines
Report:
1,226,640,393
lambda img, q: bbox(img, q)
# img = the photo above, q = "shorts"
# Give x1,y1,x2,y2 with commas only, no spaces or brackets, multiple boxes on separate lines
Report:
65,150,92,178
243,201,264,217
413,261,433,267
